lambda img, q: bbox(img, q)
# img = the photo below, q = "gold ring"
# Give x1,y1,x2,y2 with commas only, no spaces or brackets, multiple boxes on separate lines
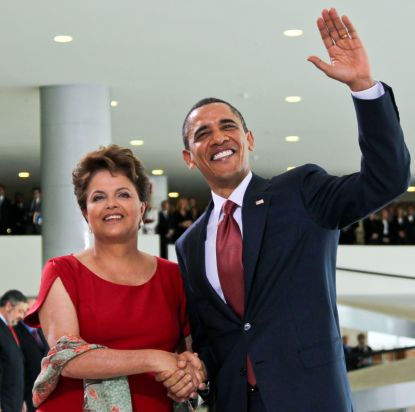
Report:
340,33,349,39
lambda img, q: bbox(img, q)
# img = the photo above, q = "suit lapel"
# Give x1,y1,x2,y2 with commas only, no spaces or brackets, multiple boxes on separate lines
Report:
242,174,272,304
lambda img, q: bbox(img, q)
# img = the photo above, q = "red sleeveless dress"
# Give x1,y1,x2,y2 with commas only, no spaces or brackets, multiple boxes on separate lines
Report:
25,255,190,412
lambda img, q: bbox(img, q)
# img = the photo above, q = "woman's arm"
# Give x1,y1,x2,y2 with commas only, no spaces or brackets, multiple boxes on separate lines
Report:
40,278,191,380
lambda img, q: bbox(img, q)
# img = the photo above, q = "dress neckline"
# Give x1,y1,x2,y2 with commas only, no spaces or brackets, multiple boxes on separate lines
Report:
69,254,160,287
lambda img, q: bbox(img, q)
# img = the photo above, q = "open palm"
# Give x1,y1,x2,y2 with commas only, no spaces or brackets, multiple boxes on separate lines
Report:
308,8,374,91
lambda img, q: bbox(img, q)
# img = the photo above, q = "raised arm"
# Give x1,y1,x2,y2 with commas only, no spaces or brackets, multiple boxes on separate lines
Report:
308,8,374,92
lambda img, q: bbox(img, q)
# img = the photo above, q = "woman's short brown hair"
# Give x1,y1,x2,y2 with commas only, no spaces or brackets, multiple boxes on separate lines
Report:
72,144,150,210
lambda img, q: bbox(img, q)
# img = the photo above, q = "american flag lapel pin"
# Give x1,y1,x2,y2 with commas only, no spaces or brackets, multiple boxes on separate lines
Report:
255,199,264,205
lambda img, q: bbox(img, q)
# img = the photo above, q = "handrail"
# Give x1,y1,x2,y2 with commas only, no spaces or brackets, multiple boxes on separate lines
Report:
336,266,415,280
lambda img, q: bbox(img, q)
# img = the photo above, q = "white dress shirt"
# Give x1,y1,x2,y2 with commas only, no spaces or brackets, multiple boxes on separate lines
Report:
205,82,385,301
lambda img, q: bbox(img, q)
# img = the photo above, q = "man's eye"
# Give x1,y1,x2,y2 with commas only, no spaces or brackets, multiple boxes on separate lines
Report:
194,132,208,141
223,124,236,130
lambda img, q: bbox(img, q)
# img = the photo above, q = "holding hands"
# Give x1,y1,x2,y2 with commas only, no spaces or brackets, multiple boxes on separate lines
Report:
156,351,207,403
308,8,375,91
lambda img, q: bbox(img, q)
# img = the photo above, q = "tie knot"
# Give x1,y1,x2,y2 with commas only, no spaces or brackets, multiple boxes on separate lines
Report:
223,200,237,216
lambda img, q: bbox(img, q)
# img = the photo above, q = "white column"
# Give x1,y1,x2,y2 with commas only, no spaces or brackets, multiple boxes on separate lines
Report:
40,85,111,263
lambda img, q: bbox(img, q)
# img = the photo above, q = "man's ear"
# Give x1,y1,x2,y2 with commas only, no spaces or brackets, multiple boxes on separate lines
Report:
247,131,255,152
182,149,195,169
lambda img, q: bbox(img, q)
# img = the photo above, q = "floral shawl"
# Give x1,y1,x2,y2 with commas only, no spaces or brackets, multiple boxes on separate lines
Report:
32,335,132,412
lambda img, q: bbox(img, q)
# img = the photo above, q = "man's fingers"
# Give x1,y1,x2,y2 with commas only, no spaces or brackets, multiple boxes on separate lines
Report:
307,56,332,76
155,370,172,383
157,369,185,387
177,359,187,369
317,17,334,50
329,9,349,40
341,15,359,40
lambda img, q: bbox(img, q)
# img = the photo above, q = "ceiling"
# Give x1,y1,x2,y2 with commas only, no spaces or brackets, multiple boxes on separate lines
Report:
1,0,414,203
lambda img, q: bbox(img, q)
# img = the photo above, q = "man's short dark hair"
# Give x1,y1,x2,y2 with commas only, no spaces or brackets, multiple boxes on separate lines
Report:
0,289,27,307
182,97,249,150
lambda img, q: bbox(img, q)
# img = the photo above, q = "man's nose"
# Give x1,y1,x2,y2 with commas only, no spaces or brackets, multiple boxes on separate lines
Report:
212,131,229,145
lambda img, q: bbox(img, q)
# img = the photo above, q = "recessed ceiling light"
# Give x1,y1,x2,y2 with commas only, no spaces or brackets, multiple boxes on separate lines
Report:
283,29,303,37
130,140,144,146
18,172,30,178
152,169,164,176
168,192,180,198
285,96,302,103
407,186,415,192
110,100,119,107
53,35,73,43
286,166,296,171
285,136,300,143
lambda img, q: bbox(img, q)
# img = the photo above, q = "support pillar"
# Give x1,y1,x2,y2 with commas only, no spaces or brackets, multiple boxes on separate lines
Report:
40,85,111,262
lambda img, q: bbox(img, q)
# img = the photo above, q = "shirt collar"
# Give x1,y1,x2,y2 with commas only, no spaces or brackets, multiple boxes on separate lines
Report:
211,171,253,216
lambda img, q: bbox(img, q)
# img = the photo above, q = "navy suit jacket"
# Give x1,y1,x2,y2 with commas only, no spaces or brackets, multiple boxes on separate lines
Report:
14,323,49,412
176,85,410,412
0,321,24,412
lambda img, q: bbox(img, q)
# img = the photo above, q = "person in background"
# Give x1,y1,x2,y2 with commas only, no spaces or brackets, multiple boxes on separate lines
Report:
25,145,205,411
0,290,27,412
380,209,392,244
363,212,382,244
339,221,358,244
391,206,408,244
352,333,373,369
189,197,201,221
0,184,11,235
10,192,28,235
27,188,42,235
14,298,49,412
406,204,415,243
156,200,174,259
172,198,193,242
342,335,353,371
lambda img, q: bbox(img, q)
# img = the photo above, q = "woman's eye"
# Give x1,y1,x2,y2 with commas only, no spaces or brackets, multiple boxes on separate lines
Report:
92,195,104,202
119,192,130,198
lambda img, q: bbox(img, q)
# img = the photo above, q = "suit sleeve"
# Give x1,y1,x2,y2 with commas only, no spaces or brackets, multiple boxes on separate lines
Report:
300,84,410,229
175,243,219,381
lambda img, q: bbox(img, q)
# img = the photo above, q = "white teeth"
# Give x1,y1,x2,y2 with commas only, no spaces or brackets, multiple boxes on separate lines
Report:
104,214,123,221
213,150,233,160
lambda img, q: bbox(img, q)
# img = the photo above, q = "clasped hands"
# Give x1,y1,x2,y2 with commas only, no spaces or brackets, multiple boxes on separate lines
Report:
156,351,207,403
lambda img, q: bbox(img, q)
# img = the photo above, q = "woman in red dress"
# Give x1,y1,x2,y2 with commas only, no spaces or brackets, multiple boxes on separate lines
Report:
25,145,205,411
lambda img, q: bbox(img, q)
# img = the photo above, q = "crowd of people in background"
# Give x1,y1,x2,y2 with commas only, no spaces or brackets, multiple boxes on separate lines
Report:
340,203,415,245
0,185,42,235
2,184,415,248
155,197,204,258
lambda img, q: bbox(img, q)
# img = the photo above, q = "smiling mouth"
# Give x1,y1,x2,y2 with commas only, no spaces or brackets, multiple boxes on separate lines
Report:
211,149,235,161
103,214,123,221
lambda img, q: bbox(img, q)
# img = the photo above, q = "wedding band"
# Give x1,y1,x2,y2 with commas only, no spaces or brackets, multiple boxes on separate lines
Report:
340,33,348,39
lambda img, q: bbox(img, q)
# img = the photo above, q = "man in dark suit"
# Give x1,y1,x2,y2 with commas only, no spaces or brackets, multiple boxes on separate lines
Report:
0,184,11,235
27,187,42,235
0,290,27,412
157,8,411,412
9,192,28,235
14,298,49,412
156,200,174,258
